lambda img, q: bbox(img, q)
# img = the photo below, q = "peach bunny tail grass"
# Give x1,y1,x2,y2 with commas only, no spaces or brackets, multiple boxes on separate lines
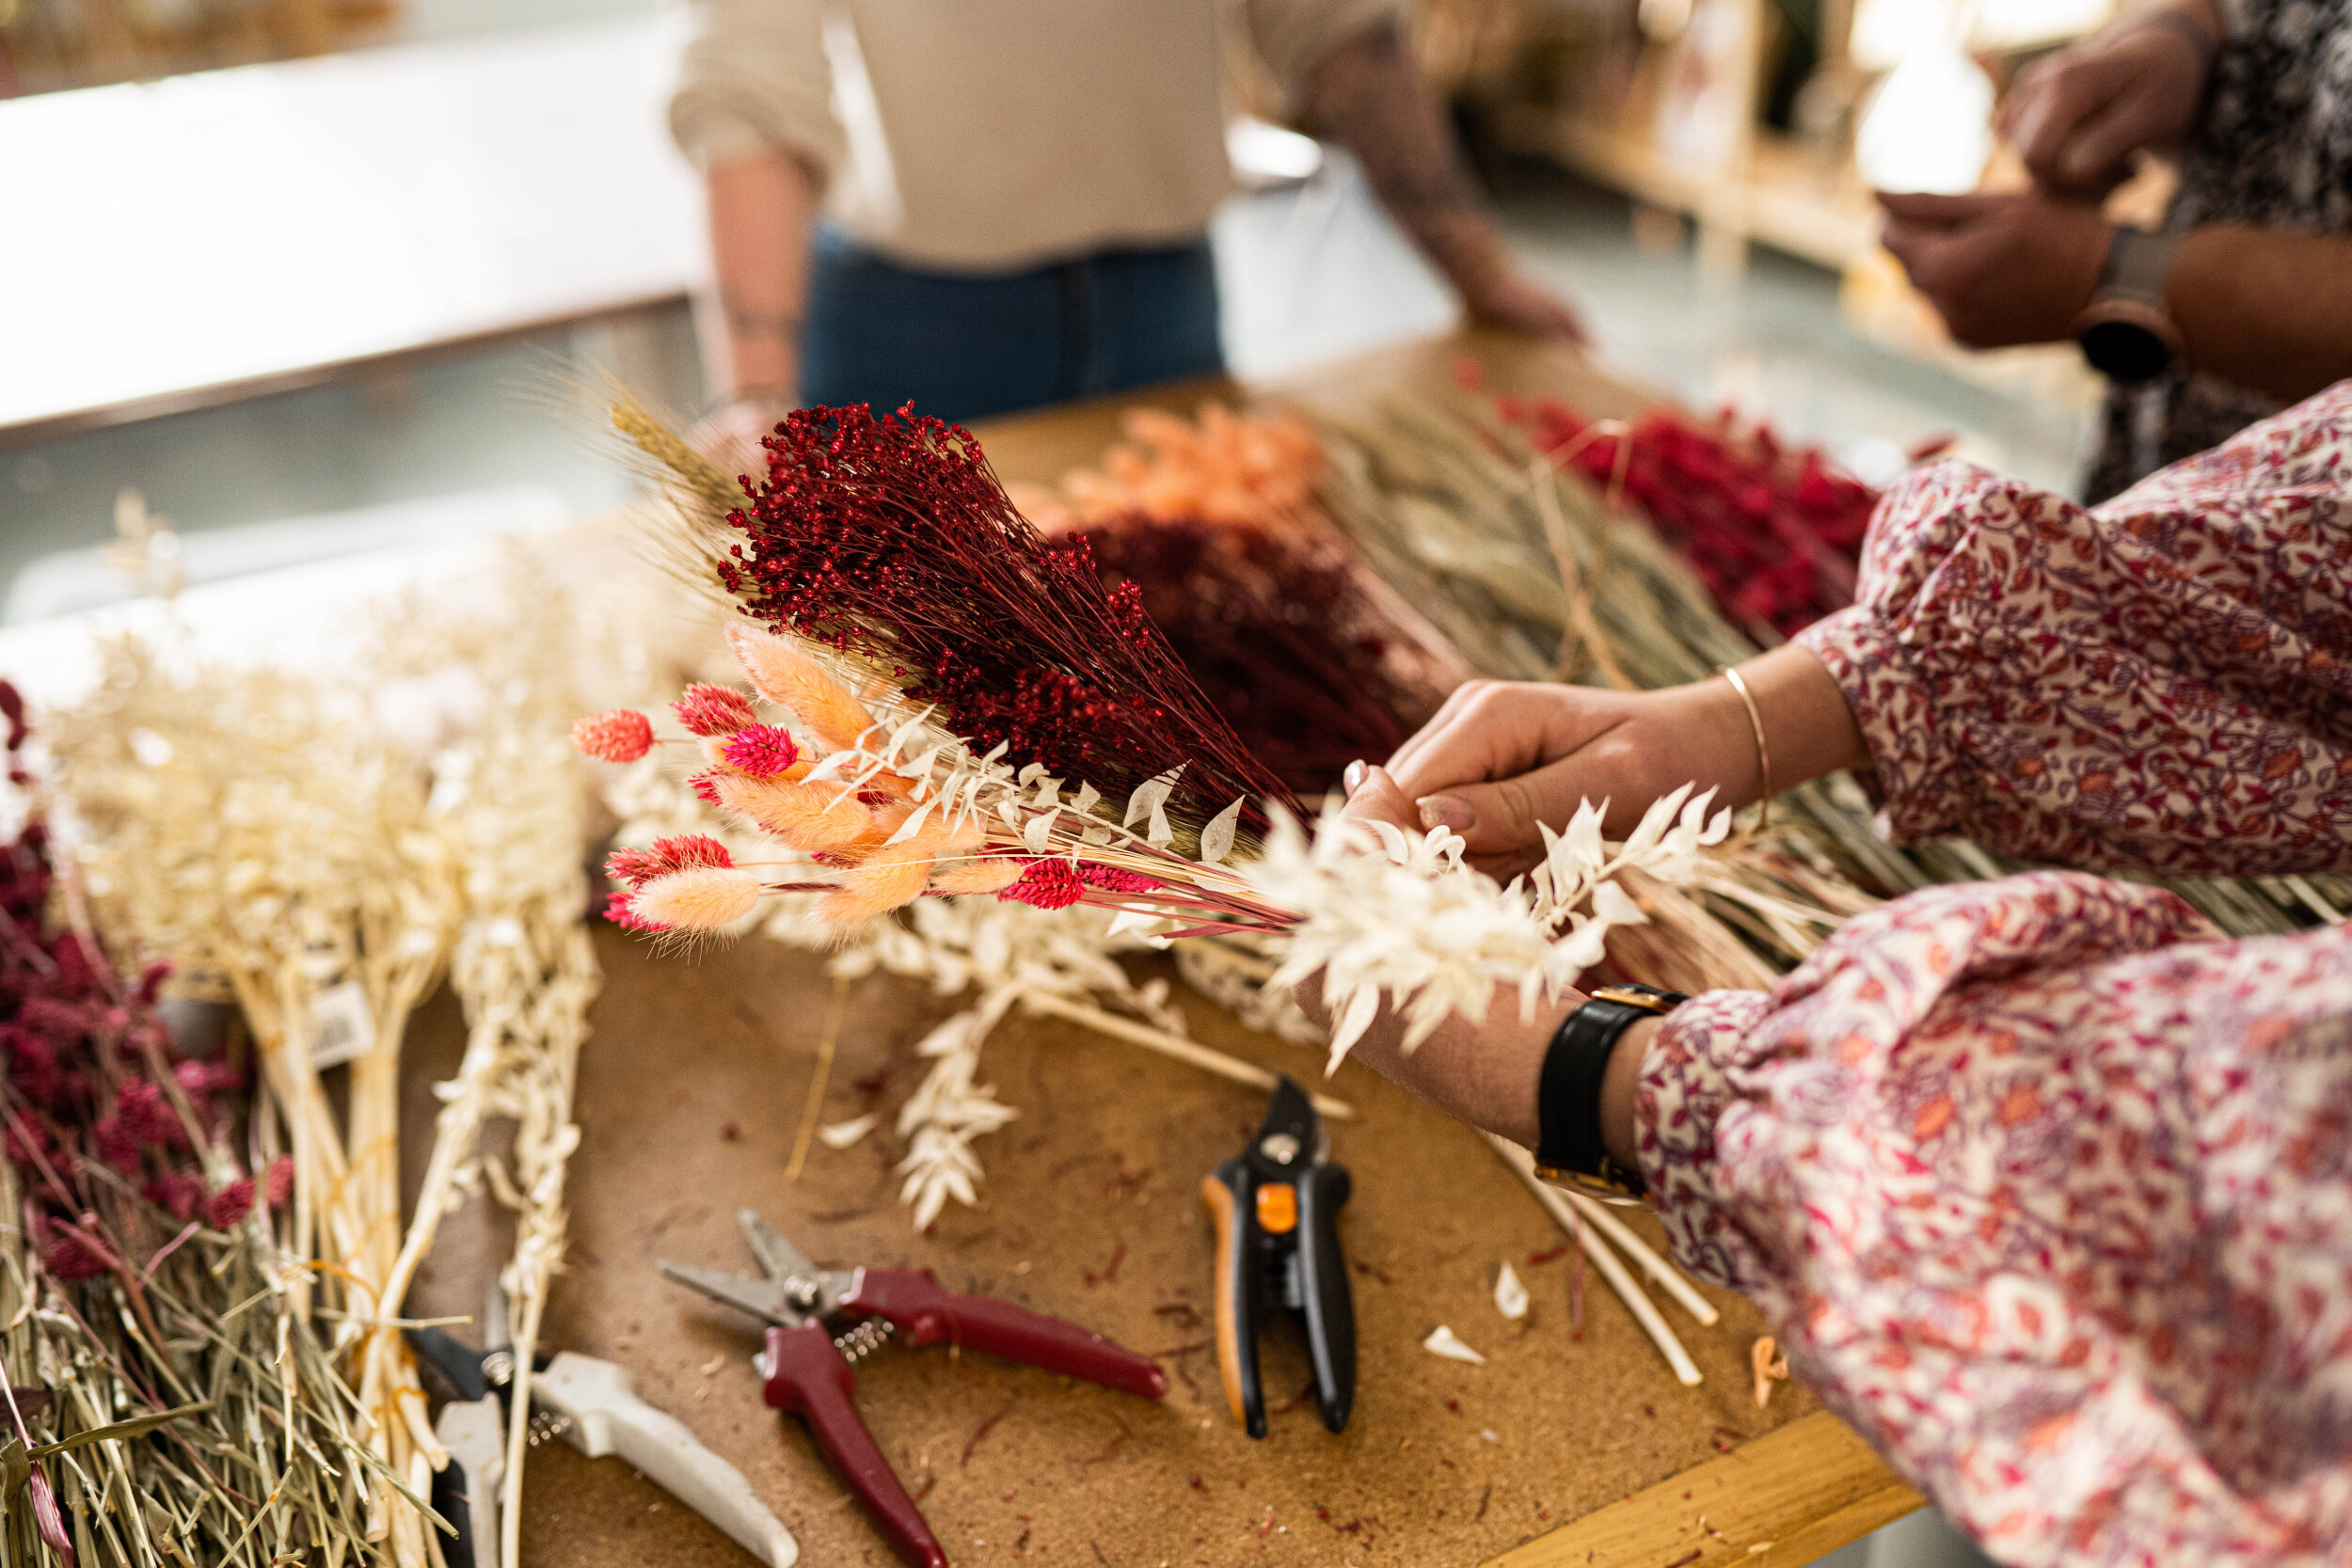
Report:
724,624,876,752
817,842,943,923
711,773,873,854
925,857,1026,895
632,865,763,932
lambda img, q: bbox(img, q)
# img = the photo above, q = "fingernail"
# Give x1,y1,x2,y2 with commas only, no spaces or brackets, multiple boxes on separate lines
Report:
1343,760,1367,795
1418,795,1475,833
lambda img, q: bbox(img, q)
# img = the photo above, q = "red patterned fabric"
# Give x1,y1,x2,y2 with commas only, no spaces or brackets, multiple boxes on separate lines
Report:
1795,382,2352,877
1641,383,2352,1565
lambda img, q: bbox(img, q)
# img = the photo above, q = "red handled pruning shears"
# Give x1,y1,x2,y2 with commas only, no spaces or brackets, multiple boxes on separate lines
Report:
660,1209,1167,1568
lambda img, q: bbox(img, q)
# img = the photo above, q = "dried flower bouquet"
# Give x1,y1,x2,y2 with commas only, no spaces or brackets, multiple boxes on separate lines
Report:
585,400,1788,1086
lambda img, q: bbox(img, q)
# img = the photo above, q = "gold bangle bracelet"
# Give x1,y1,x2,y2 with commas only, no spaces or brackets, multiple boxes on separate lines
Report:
1717,664,1772,830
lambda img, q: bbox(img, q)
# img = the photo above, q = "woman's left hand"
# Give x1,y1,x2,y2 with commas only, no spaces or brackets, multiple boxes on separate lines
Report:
1295,762,1571,1148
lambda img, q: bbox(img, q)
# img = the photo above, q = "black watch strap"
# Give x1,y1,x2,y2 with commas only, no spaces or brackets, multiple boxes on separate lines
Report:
1534,984,1686,1198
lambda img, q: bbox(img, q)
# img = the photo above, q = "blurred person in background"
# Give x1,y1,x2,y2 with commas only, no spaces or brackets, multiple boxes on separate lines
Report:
673,0,1584,449
1873,0,2352,499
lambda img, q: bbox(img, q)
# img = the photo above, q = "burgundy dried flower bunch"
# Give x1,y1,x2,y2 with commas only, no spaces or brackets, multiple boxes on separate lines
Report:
1070,516,1427,797
0,685,279,1276
714,404,1296,832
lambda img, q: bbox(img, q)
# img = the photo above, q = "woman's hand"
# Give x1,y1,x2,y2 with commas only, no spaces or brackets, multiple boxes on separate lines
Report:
1349,645,1871,877
2000,5,2219,198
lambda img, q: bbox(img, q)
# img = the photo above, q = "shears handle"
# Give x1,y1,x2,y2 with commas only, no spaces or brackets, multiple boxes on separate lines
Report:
760,1324,945,1568
844,1268,1167,1401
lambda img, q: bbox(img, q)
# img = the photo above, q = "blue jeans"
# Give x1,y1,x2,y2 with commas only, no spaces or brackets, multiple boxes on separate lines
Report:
801,226,1224,425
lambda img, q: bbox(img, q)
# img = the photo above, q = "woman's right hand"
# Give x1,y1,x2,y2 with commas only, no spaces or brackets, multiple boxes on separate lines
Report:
2000,4,2219,197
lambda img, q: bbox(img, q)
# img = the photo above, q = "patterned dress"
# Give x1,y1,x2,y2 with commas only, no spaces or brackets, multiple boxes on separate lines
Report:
2086,0,2352,501
1642,382,2352,1565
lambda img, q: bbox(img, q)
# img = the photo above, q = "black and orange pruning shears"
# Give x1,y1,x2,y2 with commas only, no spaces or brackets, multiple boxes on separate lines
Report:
1200,1074,1355,1437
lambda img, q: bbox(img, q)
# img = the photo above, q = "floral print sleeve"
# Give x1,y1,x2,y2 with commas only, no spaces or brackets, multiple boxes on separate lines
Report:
1794,380,2352,878
1639,872,2352,1567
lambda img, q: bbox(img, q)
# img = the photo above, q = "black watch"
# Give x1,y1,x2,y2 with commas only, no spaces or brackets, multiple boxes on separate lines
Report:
2074,227,2187,384
1534,983,1686,1203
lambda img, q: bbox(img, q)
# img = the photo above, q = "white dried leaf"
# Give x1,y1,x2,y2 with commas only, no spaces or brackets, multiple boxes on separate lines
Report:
1199,798,1244,864
1022,808,1062,855
883,798,935,846
1123,767,1182,829
1422,1325,1486,1365
1493,1261,1529,1321
818,1115,879,1150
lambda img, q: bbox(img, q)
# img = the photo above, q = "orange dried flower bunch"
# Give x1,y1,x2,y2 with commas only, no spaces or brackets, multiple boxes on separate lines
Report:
575,625,1288,939
1045,404,1325,531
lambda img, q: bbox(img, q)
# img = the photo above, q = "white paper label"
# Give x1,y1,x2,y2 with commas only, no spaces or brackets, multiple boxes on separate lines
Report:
304,981,376,1069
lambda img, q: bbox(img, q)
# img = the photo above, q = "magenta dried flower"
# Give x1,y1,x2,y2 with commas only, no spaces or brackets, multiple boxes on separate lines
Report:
721,723,801,778
672,683,758,737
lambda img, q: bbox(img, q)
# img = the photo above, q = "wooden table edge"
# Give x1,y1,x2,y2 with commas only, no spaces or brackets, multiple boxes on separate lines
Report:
1486,1410,1922,1568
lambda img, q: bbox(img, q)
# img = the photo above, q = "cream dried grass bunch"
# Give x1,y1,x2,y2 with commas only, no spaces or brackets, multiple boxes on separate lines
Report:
51,636,464,1565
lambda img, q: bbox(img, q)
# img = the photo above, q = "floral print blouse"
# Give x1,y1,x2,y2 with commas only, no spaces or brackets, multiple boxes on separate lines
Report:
1641,383,2352,1566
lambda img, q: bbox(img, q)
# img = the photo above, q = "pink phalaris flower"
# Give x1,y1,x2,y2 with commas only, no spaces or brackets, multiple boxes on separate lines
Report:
1079,864,1160,895
571,708,654,763
605,835,735,891
689,769,726,807
672,683,758,737
205,1178,256,1229
142,1171,206,1222
604,890,667,932
42,1221,111,1281
998,860,1083,911
262,1155,295,1210
135,959,171,1006
722,723,801,778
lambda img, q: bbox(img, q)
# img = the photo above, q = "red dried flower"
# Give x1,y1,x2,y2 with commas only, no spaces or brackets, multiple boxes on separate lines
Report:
205,1178,256,1229
722,723,801,778
673,683,759,736
94,1115,140,1173
116,1079,183,1148
605,835,735,891
143,1171,206,1222
175,1057,243,1099
714,403,1295,831
998,860,1083,911
42,1223,110,1281
571,708,654,763
263,1154,295,1209
1078,864,1160,895
689,769,726,807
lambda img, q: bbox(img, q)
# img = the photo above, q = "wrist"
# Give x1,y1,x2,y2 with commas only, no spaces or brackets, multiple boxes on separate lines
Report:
1599,1017,1660,1172
1534,987,1682,1199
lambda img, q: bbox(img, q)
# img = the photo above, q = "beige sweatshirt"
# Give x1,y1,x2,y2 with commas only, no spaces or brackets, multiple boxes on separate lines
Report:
670,0,1400,274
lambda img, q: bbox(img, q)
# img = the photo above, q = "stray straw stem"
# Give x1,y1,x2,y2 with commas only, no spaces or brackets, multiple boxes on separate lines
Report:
1016,990,1355,1121
1485,1132,1701,1386
786,978,851,1181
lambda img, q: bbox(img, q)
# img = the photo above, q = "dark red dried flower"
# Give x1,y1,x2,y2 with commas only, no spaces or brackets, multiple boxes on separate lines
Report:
1078,864,1160,895
722,723,801,778
116,1078,183,1148
571,708,654,763
205,1178,256,1229
93,1116,140,1173
42,1223,110,1281
672,682,759,736
715,404,1295,830
998,860,1083,911
143,1171,206,1222
174,1057,243,1099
